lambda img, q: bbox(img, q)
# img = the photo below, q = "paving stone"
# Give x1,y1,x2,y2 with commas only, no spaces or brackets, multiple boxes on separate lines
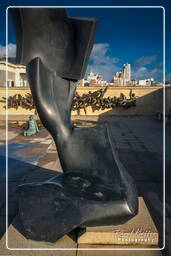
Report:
77,244,162,256
0,215,6,239
0,238,76,256
166,202,171,217
136,182,159,197
166,218,171,235
166,185,171,203
147,192,163,217
166,235,171,256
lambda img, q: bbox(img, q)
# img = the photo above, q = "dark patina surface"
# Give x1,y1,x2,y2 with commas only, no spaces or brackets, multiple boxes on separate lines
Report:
10,8,138,242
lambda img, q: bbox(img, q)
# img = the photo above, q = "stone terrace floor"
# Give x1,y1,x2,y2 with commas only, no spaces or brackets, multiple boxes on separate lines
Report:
0,115,170,255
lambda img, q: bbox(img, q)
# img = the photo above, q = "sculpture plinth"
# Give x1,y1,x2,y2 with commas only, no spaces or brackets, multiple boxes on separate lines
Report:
10,7,138,243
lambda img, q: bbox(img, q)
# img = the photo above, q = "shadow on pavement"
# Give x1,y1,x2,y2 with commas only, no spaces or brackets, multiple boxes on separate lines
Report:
0,155,61,239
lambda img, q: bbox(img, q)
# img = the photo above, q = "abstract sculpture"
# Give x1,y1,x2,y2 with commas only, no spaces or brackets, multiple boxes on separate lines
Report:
10,8,138,242
1,88,137,113
72,88,137,113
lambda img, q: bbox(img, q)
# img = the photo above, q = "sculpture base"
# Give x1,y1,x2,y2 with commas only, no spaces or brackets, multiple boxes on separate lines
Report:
1,215,77,254
0,198,160,256
78,197,158,246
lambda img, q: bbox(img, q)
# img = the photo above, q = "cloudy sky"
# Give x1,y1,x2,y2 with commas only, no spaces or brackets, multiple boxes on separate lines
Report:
87,43,163,82
0,0,170,82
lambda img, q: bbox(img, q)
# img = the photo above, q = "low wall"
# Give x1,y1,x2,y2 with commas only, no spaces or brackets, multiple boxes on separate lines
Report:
0,86,164,118
72,86,163,115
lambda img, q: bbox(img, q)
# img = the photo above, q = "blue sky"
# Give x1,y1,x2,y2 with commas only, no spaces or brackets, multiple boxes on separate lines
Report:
0,0,170,82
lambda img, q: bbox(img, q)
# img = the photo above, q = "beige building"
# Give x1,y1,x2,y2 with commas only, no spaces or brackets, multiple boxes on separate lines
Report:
112,64,131,86
80,72,107,87
112,71,124,86
0,61,29,87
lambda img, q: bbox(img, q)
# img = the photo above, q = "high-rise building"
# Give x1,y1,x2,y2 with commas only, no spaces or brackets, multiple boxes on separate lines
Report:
123,63,131,82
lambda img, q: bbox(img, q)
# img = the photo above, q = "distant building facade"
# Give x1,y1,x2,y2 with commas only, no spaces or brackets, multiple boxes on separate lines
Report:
79,72,107,87
138,78,155,86
0,61,29,87
111,63,131,86
111,63,156,87
112,72,124,86
0,60,157,88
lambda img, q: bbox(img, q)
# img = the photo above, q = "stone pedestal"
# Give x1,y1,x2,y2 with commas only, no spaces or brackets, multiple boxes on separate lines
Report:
0,197,160,256
0,216,77,256
78,197,158,246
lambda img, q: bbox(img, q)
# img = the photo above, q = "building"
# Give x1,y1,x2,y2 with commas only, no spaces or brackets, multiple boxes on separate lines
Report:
79,79,84,87
131,80,139,86
0,60,157,88
0,61,29,87
111,63,131,86
123,63,131,82
138,78,155,86
79,72,107,86
111,63,157,86
112,71,124,86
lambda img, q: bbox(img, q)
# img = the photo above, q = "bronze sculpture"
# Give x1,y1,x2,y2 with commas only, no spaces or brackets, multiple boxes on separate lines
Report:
1,88,137,113
22,115,39,136
10,8,138,242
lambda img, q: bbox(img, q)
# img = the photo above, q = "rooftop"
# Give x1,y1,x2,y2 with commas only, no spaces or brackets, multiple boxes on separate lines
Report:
0,116,170,254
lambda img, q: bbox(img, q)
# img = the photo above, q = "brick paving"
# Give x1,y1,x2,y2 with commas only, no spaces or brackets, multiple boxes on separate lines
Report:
0,116,170,255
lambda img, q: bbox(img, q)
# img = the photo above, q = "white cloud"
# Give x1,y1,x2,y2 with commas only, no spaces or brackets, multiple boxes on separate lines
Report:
1,43,165,82
0,43,16,57
132,66,163,81
132,55,163,81
90,43,119,65
134,55,157,69
86,43,120,81
87,45,164,82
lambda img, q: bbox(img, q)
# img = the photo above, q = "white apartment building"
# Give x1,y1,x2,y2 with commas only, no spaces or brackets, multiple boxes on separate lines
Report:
0,61,29,87
139,78,154,86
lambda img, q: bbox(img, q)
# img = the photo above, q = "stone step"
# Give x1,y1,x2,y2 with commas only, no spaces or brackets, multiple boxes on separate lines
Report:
0,215,77,255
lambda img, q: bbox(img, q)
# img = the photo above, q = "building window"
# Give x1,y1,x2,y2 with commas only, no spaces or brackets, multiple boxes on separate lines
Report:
7,81,14,87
